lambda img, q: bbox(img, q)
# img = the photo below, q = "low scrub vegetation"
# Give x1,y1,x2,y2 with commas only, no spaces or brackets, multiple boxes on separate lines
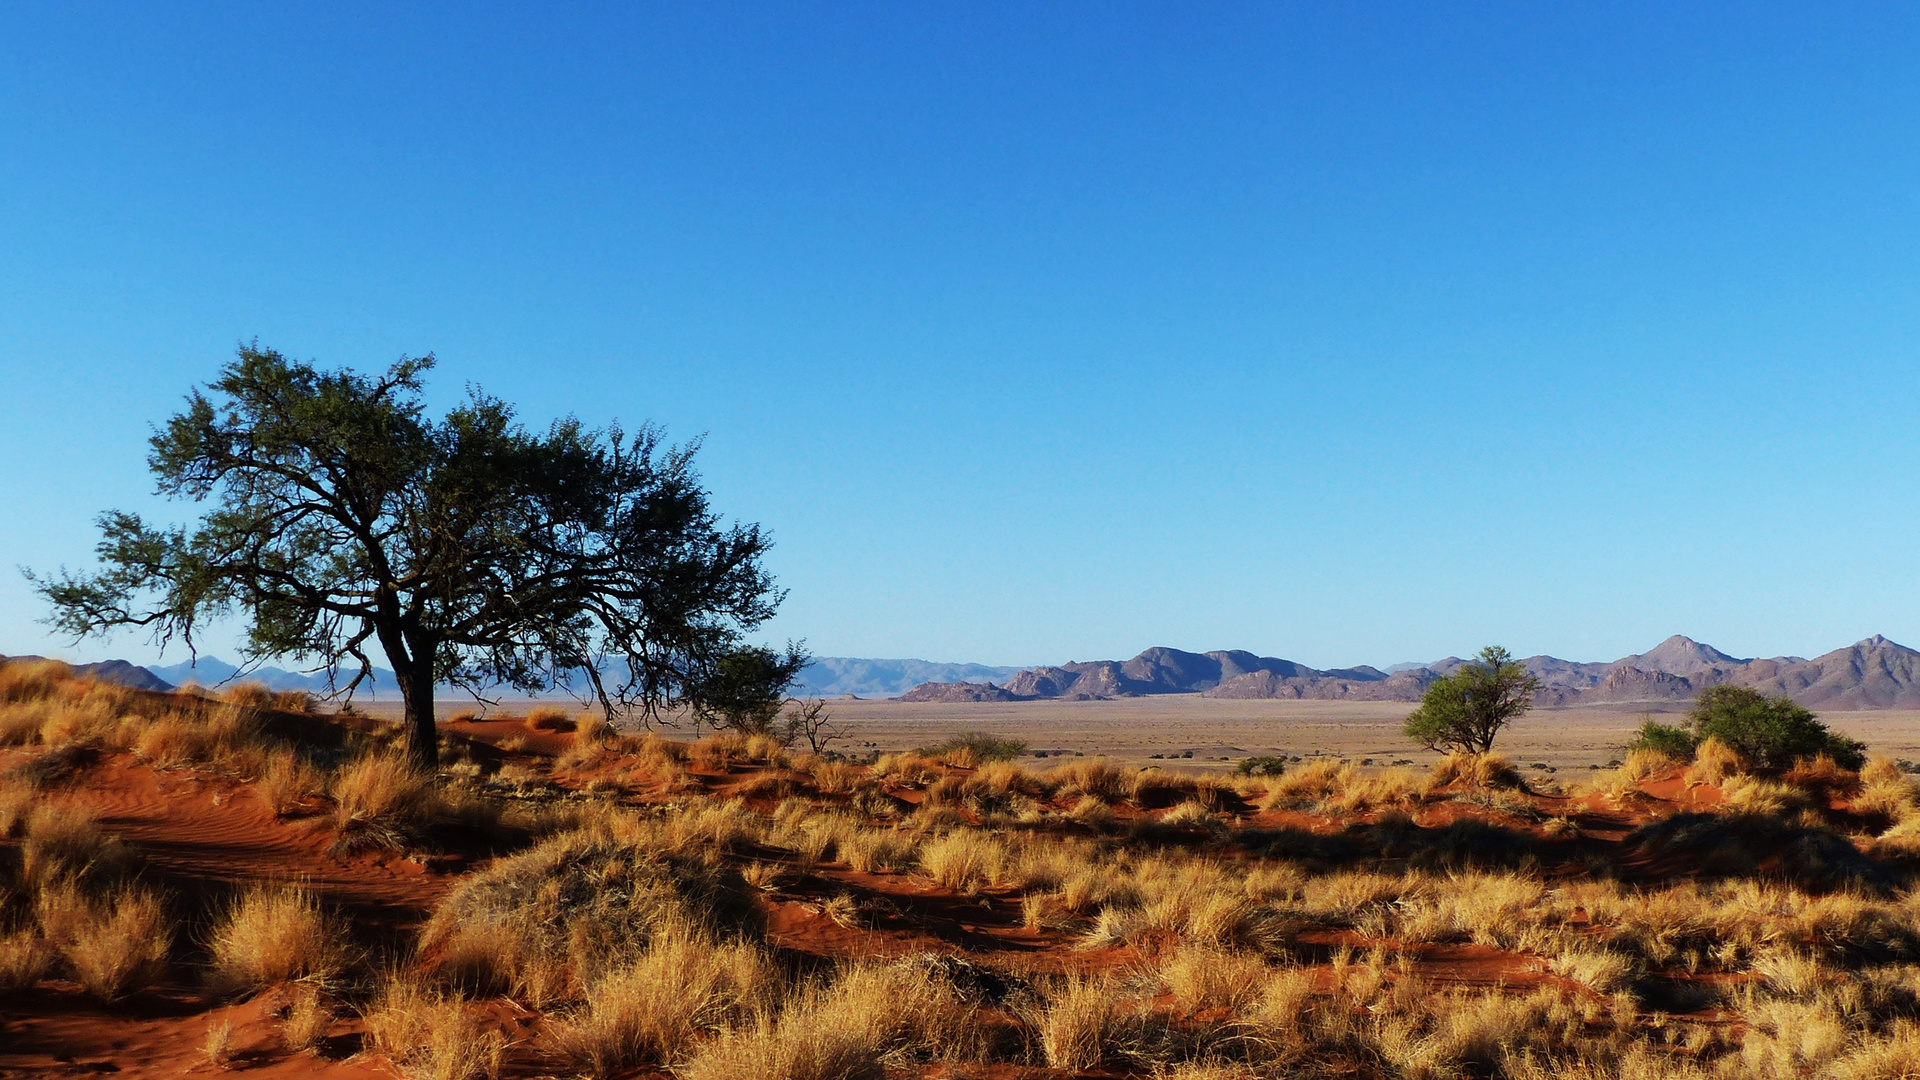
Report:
8,658,1920,1077
208,884,348,991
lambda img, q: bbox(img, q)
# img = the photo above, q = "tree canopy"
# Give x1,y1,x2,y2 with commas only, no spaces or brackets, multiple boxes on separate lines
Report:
32,345,799,766
1685,684,1864,770
1403,645,1541,755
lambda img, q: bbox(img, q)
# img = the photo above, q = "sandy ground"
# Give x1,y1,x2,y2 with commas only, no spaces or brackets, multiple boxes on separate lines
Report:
373,695,1920,774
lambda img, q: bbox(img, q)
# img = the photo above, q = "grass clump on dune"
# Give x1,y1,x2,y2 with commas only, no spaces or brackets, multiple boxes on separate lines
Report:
331,752,437,851
676,960,982,1080
209,884,348,992
418,817,758,1005
556,920,776,1076
34,881,172,1001
363,976,507,1080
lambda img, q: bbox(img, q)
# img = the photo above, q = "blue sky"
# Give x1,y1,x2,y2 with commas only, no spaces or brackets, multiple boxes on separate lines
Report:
3,3,1918,670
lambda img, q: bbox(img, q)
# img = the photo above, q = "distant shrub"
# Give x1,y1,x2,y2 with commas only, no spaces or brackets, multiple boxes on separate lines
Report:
1234,756,1288,778
1627,720,1699,760
1403,646,1539,754
1688,686,1864,771
914,733,1028,764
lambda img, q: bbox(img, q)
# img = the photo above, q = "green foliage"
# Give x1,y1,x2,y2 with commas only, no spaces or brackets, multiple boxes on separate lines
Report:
913,732,1029,763
1627,720,1700,760
1234,755,1289,777
1687,685,1865,770
695,645,808,735
1403,646,1541,755
31,345,789,766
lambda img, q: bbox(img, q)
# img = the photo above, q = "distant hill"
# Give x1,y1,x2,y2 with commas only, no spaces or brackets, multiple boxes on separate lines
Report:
795,658,1026,699
0,655,174,692
26,634,1920,712
149,657,403,695
899,635,1920,710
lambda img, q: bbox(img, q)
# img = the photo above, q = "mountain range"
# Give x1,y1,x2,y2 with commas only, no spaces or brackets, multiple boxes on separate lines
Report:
793,658,1025,699
17,634,1920,710
900,635,1920,709
137,655,1026,701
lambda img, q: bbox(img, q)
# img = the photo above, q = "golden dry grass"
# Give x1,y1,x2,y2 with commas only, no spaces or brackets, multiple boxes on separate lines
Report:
43,885,172,1001
363,977,506,1080
331,752,436,849
21,802,122,883
13,662,1920,1077
254,748,325,816
675,961,975,1080
0,929,54,990
1037,974,1124,1069
1428,750,1525,790
202,1017,235,1067
1685,735,1746,787
280,982,331,1050
556,922,774,1075
917,830,1006,893
209,884,347,991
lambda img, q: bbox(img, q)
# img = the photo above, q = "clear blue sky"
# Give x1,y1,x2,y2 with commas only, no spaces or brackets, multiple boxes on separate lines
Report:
3,3,1918,671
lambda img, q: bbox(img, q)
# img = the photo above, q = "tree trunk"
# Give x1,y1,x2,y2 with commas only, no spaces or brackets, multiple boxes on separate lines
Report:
398,659,438,771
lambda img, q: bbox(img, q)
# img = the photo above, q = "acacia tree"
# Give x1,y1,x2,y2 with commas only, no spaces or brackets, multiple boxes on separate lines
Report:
1403,645,1541,754
32,345,800,768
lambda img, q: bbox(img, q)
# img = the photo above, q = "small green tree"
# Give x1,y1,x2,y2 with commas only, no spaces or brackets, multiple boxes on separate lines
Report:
1404,645,1541,754
31,346,793,769
694,644,807,735
1687,685,1864,770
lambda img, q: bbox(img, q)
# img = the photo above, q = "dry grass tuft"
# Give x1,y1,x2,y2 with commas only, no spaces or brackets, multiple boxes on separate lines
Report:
418,822,757,1005
280,982,332,1050
331,753,436,850
0,929,54,990
203,1017,234,1067
1046,759,1128,803
918,831,1006,893
1856,757,1920,826
1722,775,1813,818
525,706,577,731
209,884,347,991
0,657,73,705
1259,758,1352,809
1685,736,1746,787
1429,751,1525,790
364,977,506,1080
1159,800,1217,829
556,924,774,1076
1320,766,1431,815
1621,746,1683,782
1159,944,1271,1013
844,828,918,874
1037,975,1125,1070
1549,947,1635,993
43,885,172,1001
22,802,121,883
676,961,974,1080
1068,794,1116,829
255,748,325,817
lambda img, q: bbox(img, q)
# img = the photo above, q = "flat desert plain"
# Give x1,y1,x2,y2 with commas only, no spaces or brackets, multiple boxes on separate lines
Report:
400,695,1920,773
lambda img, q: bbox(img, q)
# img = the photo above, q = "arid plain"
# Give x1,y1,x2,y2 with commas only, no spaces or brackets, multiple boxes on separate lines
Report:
379,696,1920,774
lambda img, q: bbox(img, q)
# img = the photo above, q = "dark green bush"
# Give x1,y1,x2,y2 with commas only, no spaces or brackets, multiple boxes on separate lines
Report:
1687,685,1865,770
1234,755,1289,777
1626,720,1699,760
913,732,1028,763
